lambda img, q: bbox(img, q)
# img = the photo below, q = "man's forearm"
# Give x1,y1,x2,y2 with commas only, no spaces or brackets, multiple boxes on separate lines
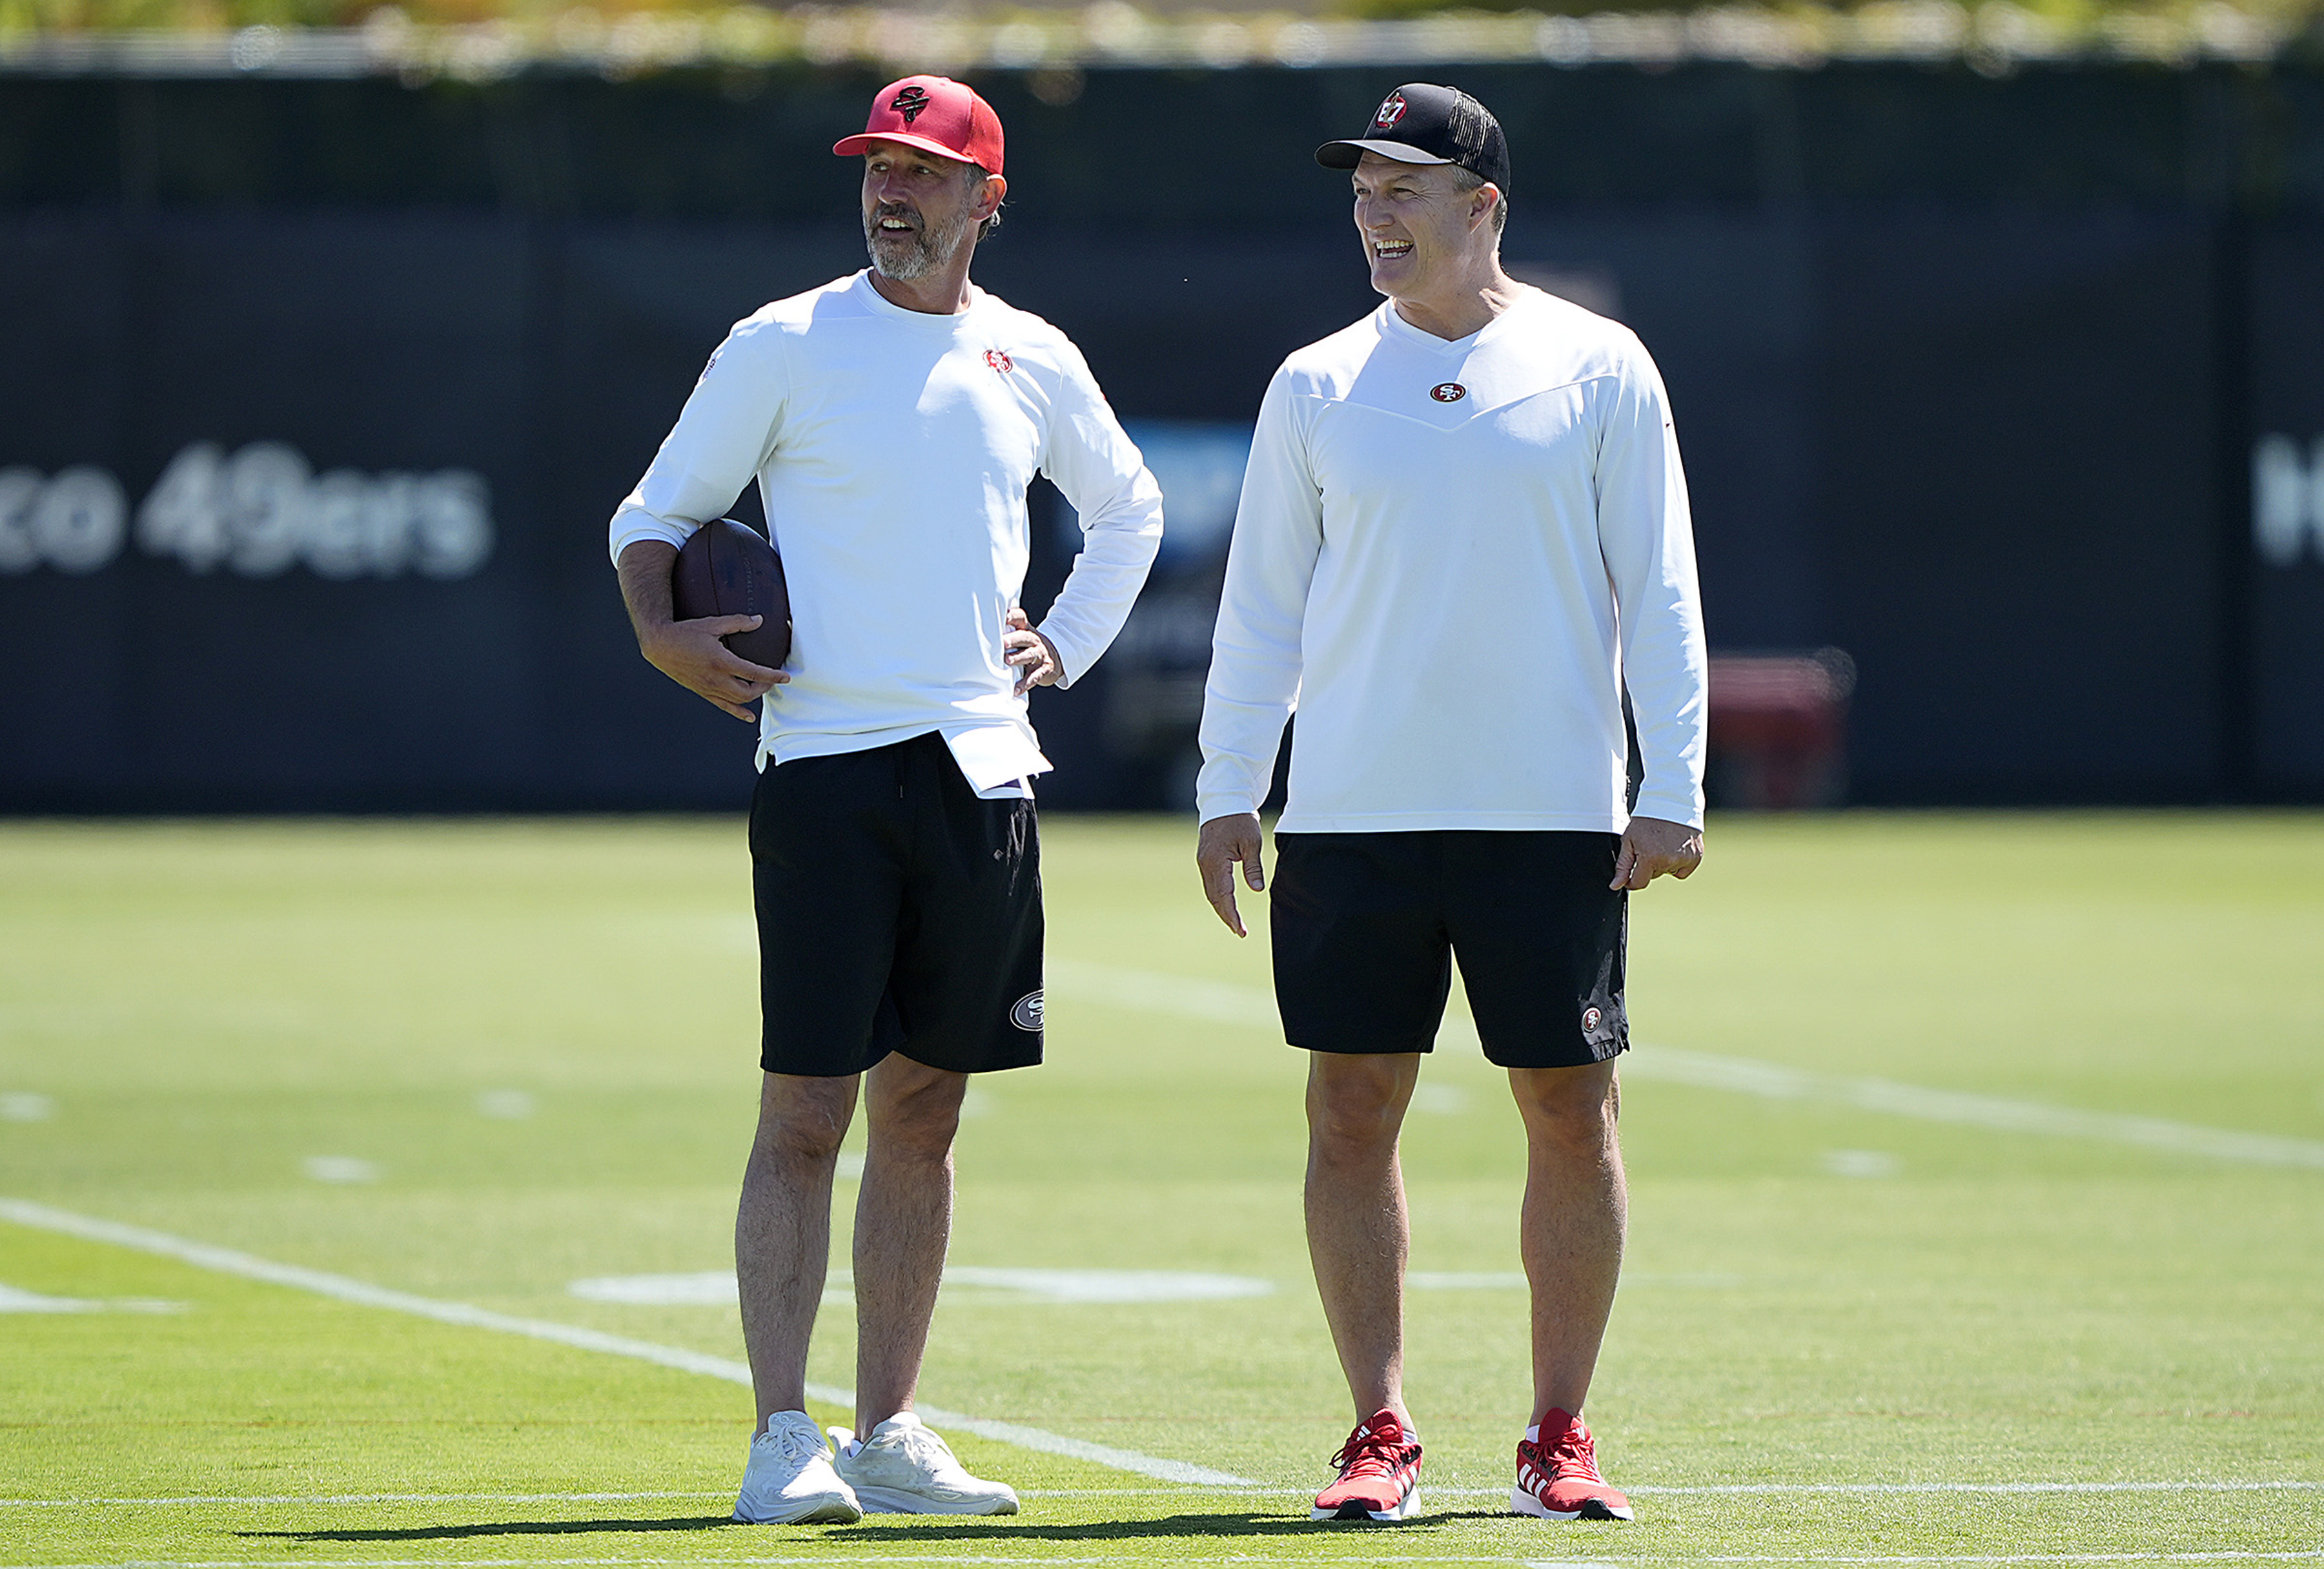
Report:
617,540,680,641
1034,515,1159,686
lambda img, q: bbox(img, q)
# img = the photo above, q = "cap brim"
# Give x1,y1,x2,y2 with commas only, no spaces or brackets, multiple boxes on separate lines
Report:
833,132,981,166
1315,138,1458,170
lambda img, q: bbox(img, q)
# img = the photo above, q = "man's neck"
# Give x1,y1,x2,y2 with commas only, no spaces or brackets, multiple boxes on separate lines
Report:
1390,255,1521,342
867,258,977,315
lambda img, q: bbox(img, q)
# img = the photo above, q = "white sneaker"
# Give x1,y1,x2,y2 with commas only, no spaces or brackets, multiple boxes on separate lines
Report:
828,1412,1020,1515
733,1410,862,1524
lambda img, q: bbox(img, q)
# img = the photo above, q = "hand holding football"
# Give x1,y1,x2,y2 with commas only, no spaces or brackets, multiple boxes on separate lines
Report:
672,518,791,670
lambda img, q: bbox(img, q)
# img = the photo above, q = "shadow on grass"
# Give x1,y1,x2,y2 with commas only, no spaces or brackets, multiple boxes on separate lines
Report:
249,1507,1523,1545
846,1510,1524,1539
239,1516,735,1541
240,1508,1513,1544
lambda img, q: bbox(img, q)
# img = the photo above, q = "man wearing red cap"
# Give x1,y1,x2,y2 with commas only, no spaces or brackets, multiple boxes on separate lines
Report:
1196,83,1707,1526
609,75,1162,1526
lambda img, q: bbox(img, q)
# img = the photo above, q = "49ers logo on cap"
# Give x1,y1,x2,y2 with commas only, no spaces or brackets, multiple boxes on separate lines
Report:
1373,91,1409,130
891,84,931,124
1429,382,1467,402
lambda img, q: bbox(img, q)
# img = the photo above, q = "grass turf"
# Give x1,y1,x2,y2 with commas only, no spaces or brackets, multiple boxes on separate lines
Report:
2,811,2321,1564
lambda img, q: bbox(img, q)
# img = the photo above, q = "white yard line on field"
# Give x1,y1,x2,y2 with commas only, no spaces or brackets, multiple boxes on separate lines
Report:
9,1488,2314,1506
0,1493,735,1508
1048,961,2324,1171
10,1554,2324,1569
0,1198,1256,1490
10,1479,2318,1508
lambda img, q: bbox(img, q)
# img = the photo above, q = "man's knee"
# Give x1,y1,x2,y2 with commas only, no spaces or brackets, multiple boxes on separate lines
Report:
754,1072,857,1170
865,1057,968,1164
1307,1054,1418,1161
1510,1061,1620,1153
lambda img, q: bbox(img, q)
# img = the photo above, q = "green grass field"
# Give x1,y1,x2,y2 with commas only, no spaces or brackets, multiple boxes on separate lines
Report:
3,811,2321,1566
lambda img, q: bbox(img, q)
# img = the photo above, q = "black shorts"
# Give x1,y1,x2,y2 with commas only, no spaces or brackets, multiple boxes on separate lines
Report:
1269,830,1627,1070
748,732,1043,1079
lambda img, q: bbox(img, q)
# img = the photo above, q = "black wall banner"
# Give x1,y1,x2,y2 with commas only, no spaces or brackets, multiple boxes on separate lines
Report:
2,64,2321,809
2250,225,2324,796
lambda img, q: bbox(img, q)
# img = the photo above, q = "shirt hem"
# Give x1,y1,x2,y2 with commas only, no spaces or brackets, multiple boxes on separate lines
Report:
756,719,1052,790
1273,810,1628,834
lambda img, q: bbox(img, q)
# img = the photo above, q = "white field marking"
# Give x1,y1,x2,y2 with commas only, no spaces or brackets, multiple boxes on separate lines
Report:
5,1561,2322,1569
941,1266,1273,1303
1,1091,55,1122
1636,1046,2324,1170
1490,1482,2324,1496
571,1266,1273,1307
563,1266,862,1308
1411,1271,1744,1291
476,1089,536,1120
14,1479,2319,1509
1822,1149,1902,1178
837,1149,866,1179
1666,1559,2324,1566
0,1492,734,1507
1409,1271,1527,1289
569,1270,737,1306
1048,961,2324,1170
0,1284,183,1314
1411,1083,1472,1114
0,1197,1258,1490
301,1154,380,1184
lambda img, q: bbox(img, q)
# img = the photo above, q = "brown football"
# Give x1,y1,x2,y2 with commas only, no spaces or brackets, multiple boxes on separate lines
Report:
672,518,790,670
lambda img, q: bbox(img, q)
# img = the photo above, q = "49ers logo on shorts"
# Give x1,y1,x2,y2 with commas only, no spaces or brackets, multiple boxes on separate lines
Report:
986,349,1014,374
1582,1006,1604,1033
1429,382,1467,402
891,84,932,124
1010,990,1045,1032
1372,91,1409,130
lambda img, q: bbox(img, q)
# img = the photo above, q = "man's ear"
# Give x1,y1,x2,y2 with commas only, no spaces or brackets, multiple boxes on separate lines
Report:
1473,182,1502,231
979,174,1009,221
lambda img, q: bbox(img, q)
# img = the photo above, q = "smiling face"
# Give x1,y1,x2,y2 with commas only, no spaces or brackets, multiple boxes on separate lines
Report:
861,139,997,283
1351,150,1498,307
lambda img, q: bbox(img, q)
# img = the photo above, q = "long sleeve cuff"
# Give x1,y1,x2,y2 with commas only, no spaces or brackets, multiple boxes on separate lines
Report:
609,505,697,566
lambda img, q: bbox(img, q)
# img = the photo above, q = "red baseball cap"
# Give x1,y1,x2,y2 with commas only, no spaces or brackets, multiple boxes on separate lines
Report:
833,75,1005,176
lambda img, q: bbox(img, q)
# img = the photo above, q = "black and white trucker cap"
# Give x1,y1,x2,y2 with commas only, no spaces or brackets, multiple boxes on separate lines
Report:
1315,83,1512,196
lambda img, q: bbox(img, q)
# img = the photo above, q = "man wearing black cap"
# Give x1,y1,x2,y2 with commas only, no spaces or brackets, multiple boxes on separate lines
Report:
1194,83,1707,1524
611,74,1162,1525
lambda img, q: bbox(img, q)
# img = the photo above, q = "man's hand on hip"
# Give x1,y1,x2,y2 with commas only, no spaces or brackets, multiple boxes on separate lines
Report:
1196,812,1267,938
1003,608,1064,694
1610,815,1704,890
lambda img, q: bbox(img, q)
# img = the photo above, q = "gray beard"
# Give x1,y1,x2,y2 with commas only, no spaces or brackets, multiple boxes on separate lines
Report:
865,206,973,282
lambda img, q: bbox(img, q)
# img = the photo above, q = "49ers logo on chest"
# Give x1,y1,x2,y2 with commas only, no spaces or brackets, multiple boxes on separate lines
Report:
985,349,1014,374
1429,382,1467,402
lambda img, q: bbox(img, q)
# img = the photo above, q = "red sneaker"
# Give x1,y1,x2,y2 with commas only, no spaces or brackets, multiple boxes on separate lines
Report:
1513,1408,1634,1521
1311,1408,1423,1521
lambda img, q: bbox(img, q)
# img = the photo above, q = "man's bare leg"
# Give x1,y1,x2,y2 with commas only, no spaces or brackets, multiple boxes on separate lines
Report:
738,1071,861,1433
851,1053,967,1430
1509,1058,1626,1418
1305,1051,1423,1427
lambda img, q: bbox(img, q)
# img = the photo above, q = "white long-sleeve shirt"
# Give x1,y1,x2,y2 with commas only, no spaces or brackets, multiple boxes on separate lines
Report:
1196,287,1707,833
611,271,1163,791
